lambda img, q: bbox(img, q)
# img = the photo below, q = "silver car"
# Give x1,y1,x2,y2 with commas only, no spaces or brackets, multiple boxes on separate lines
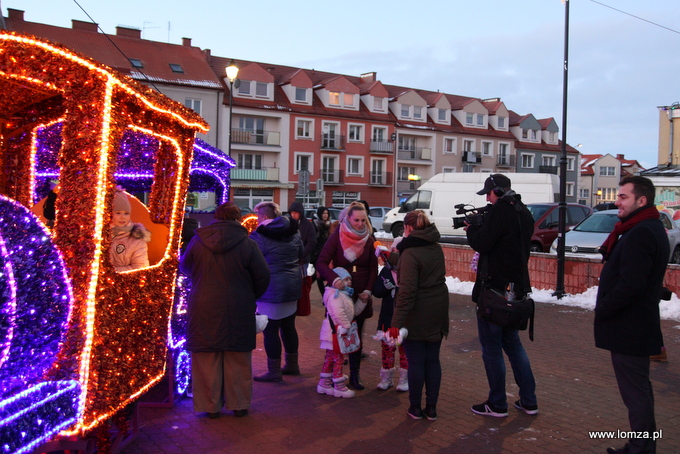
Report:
550,209,680,263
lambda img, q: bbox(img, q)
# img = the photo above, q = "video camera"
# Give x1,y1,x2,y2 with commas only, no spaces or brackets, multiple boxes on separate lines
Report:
452,203,490,229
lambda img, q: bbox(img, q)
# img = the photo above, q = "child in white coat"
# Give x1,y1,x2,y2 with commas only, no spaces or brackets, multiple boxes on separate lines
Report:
317,267,366,398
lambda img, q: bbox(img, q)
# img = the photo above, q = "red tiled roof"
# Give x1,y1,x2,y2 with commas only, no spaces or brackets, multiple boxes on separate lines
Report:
5,14,222,89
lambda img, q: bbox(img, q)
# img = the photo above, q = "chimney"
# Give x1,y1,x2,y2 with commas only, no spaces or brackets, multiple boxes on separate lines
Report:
360,72,377,83
72,19,98,32
182,37,192,46
203,48,211,58
116,26,141,39
616,154,624,160
7,9,25,22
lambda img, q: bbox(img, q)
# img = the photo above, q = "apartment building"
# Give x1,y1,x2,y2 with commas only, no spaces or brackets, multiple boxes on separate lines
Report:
5,8,581,211
579,153,643,206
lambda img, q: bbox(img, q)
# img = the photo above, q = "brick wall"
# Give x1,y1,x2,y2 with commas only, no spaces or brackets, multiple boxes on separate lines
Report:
381,239,680,296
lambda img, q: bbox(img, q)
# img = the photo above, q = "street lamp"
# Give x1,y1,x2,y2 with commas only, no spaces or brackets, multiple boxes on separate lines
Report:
226,59,239,159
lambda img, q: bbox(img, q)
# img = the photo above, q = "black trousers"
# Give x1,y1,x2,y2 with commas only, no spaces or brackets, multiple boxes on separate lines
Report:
611,352,656,454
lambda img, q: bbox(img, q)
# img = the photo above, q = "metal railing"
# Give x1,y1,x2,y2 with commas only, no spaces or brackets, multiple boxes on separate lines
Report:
230,167,280,181
368,171,392,186
231,129,281,146
397,147,432,161
497,154,516,167
463,151,481,164
320,168,344,184
370,140,394,153
320,133,346,150
539,165,559,174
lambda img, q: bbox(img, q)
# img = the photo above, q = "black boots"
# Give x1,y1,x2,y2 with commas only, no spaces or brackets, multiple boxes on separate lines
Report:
348,351,364,390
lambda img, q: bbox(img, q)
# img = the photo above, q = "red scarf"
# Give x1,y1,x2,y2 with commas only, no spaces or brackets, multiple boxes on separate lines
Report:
339,218,370,262
599,205,660,261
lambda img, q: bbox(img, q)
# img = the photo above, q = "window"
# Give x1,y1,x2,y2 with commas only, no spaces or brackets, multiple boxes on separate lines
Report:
401,104,410,118
322,156,338,183
237,153,262,170
580,188,590,198
498,143,509,162
399,136,416,152
296,119,312,138
129,58,143,68
296,154,312,173
477,114,484,126
522,129,528,139
463,140,474,152
169,63,183,73
444,138,456,154
542,156,556,167
373,127,387,142
348,124,363,142
498,117,506,128
566,182,574,197
322,122,340,149
567,157,575,171
374,97,384,111
239,117,264,144
549,131,557,143
398,166,415,181
238,80,251,95
343,93,354,107
329,92,340,105
184,98,202,115
413,106,423,120
521,153,535,169
295,87,307,102
466,112,474,125
438,109,447,121
600,166,616,176
347,157,362,175
598,187,617,200
371,159,386,184
482,141,492,156
531,130,537,141
442,167,456,173
255,82,268,97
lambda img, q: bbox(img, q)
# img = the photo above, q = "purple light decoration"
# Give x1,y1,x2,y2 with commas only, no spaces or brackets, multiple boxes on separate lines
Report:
0,195,79,453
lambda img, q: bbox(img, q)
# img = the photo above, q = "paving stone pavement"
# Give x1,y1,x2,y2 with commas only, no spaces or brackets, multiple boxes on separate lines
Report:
124,290,680,454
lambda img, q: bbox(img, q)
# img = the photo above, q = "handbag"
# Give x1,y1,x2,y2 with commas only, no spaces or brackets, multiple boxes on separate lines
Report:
328,315,361,354
296,275,313,316
477,285,534,340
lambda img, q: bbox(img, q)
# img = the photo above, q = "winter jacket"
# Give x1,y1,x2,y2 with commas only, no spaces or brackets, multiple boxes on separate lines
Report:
250,216,304,304
466,192,534,301
594,216,668,356
316,228,378,320
391,224,449,342
288,201,317,264
319,287,362,350
110,222,151,271
179,220,270,352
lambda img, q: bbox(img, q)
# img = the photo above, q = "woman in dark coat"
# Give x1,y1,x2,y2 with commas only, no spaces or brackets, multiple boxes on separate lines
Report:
179,202,270,419
316,201,378,390
390,210,449,421
312,206,332,295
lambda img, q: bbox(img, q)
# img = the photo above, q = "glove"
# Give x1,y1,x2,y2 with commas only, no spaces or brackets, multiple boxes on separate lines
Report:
337,325,349,335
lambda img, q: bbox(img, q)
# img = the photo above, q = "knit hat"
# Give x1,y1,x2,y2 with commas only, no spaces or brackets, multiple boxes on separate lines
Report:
112,188,131,213
333,267,351,281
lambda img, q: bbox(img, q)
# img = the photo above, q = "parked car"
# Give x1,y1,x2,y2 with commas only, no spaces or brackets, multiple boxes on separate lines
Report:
304,207,342,221
526,203,593,252
550,209,680,263
368,206,392,231
593,202,617,211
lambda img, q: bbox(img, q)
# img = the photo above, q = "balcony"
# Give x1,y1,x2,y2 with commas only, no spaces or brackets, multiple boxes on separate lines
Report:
497,154,516,167
231,129,281,146
320,133,345,151
539,165,559,174
321,168,344,185
368,171,392,186
397,147,432,161
462,150,481,164
370,140,394,154
396,180,418,192
230,167,280,181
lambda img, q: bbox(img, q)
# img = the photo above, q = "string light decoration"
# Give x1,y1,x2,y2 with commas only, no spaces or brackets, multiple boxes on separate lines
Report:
241,213,260,234
0,31,209,449
0,195,80,453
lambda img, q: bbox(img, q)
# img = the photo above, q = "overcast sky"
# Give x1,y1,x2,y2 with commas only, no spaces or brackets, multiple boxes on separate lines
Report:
5,0,680,168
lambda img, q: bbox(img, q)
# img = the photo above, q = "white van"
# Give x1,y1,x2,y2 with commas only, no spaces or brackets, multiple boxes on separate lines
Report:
383,172,559,237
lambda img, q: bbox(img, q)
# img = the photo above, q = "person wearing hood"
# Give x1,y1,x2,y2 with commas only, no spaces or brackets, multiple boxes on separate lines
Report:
312,206,332,295
250,202,304,382
466,173,538,419
287,201,317,322
389,210,449,421
179,202,270,419
109,187,151,271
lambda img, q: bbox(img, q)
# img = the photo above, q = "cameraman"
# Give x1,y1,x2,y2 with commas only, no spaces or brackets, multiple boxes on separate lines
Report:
465,174,538,418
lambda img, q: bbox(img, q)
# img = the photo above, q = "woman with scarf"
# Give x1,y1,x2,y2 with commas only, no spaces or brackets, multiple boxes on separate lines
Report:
316,201,378,390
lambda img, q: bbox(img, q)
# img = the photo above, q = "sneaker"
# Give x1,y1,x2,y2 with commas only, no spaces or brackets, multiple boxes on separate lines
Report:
471,401,508,418
423,405,437,421
514,400,539,415
407,406,423,420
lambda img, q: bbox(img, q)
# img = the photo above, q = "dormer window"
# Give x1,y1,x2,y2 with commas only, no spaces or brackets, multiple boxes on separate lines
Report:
498,116,506,128
169,64,183,73
466,112,474,125
129,58,143,68
238,80,251,95
413,106,423,120
438,109,447,121
477,114,484,126
256,82,268,97
401,104,410,118
329,91,355,108
295,87,307,102
237,80,271,99
374,97,384,111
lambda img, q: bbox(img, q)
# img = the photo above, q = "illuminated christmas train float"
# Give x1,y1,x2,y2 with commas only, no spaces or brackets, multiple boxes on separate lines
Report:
0,32,234,453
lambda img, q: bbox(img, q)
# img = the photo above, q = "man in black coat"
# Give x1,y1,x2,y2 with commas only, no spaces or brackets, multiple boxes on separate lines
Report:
466,174,538,418
595,176,668,454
